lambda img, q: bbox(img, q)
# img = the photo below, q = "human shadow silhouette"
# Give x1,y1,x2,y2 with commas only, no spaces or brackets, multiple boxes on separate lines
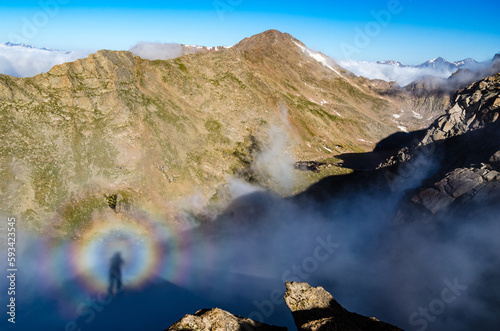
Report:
108,252,124,295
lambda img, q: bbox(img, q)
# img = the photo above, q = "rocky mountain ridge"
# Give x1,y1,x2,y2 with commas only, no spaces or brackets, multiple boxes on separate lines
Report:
0,29,405,234
377,56,479,71
416,56,478,71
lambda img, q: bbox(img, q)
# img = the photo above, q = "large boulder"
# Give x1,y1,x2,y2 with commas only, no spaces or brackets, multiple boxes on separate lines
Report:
166,308,287,331
283,282,402,331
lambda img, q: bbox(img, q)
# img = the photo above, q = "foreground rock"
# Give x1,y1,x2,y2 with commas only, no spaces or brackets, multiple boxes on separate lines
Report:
166,308,287,331
284,282,402,331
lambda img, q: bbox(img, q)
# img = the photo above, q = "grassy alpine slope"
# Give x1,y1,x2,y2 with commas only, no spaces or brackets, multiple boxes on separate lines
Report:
0,30,402,235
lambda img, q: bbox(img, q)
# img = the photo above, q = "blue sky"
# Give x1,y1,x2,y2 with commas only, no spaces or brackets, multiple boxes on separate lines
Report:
1,0,499,64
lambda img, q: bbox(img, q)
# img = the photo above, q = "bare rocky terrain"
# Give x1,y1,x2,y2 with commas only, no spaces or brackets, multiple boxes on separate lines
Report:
0,30,421,234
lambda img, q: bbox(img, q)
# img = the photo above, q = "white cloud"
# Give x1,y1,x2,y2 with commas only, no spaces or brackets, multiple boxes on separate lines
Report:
0,43,91,78
129,42,185,60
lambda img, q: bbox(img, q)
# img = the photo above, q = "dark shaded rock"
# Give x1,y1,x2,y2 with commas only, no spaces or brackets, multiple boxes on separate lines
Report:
412,187,455,215
166,308,287,331
397,166,500,223
283,282,402,331
490,150,500,170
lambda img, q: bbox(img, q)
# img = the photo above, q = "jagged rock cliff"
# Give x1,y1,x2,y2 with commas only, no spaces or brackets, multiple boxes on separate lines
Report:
383,73,500,223
283,282,402,331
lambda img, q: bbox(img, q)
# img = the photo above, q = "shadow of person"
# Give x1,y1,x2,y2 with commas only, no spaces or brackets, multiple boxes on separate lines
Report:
108,252,124,295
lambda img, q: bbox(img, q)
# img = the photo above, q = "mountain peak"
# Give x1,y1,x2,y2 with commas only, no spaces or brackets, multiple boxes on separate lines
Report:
252,29,290,40
429,57,447,63
233,29,296,51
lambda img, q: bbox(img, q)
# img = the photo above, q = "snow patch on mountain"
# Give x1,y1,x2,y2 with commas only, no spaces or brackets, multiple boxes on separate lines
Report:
292,40,362,90
397,125,408,133
412,110,423,119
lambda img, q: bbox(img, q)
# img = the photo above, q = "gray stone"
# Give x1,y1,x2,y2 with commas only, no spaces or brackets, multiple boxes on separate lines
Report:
166,308,287,331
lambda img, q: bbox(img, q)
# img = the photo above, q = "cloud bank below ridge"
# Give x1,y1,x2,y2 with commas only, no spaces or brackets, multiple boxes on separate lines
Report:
0,43,91,78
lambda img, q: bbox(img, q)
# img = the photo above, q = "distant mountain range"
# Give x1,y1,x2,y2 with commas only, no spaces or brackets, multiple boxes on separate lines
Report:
378,57,480,68
1,40,497,88
2,41,63,52
341,54,498,86
378,57,479,71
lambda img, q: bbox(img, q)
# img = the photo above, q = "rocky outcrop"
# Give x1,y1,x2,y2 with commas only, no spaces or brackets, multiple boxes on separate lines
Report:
165,282,404,331
166,308,287,331
283,282,402,331
380,74,500,223
422,74,500,143
397,167,500,222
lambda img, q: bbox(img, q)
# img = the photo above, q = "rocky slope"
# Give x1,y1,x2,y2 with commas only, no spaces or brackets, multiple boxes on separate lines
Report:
380,73,500,223
0,30,406,234
294,72,500,223
162,73,500,331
